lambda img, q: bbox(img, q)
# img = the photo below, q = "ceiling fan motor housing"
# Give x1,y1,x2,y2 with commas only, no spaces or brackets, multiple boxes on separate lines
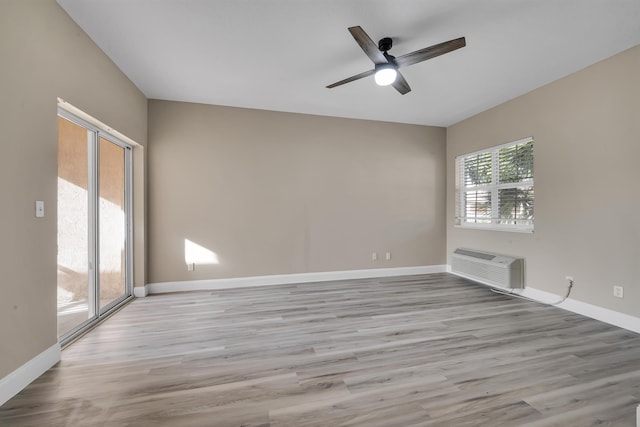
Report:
378,37,393,52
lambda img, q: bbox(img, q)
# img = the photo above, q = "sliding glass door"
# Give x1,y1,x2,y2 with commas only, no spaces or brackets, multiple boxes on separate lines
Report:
98,136,128,311
57,111,132,344
57,116,93,337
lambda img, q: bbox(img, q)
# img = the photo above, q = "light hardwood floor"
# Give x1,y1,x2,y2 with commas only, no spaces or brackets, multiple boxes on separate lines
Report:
2,273,640,426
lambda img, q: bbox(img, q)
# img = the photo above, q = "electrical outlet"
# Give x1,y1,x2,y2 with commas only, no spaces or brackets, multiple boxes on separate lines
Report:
187,263,195,271
385,252,392,261
372,252,378,261
613,285,624,298
565,276,573,282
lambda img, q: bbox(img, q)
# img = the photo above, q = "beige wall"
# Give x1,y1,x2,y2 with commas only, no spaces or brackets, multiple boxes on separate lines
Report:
447,45,640,317
0,0,147,378
148,100,446,284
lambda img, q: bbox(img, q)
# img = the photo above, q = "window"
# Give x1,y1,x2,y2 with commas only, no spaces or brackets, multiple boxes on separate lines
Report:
455,137,534,232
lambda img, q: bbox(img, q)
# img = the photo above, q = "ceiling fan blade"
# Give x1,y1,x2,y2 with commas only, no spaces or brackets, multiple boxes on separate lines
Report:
326,69,376,88
348,26,387,65
392,71,411,95
395,37,466,68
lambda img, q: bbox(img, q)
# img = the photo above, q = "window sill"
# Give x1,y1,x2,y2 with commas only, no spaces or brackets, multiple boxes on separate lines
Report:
454,224,534,234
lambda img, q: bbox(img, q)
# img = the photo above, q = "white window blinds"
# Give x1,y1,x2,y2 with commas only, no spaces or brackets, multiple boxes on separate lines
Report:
455,137,534,231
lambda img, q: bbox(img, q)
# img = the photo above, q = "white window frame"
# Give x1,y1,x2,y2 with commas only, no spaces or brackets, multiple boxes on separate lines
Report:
455,137,534,233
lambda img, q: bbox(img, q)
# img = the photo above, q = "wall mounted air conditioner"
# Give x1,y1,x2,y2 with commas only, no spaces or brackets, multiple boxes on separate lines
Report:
451,248,524,289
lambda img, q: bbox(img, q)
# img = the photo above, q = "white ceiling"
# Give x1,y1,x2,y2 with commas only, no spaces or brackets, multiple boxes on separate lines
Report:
57,0,640,127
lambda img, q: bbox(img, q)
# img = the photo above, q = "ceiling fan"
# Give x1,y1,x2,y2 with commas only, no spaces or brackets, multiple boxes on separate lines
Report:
327,26,466,95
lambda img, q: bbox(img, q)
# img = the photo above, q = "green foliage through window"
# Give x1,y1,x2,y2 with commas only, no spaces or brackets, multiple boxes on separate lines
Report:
499,141,534,184
464,152,492,186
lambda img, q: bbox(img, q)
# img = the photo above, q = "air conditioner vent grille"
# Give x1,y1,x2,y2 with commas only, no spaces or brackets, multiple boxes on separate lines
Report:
453,248,496,260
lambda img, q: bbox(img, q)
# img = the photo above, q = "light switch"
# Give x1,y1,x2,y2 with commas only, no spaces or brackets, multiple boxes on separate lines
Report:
35,200,45,218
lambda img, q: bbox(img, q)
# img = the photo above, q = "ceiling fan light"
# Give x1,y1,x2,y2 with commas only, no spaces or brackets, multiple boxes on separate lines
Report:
374,66,397,86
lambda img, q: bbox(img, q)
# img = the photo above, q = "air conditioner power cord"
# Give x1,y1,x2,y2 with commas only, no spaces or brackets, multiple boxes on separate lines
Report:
490,279,574,306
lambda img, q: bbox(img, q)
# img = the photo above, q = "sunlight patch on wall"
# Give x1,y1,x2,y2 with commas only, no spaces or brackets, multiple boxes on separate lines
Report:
184,239,219,265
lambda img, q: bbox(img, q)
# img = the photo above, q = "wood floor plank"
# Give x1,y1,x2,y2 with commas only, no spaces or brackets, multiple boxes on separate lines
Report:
1,273,639,426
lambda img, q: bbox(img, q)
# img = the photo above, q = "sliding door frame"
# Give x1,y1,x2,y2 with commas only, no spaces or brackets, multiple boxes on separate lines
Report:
57,108,134,346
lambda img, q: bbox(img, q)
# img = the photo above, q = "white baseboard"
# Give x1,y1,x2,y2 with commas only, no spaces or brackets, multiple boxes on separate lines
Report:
0,342,61,406
133,285,148,298
143,265,448,295
450,270,640,334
